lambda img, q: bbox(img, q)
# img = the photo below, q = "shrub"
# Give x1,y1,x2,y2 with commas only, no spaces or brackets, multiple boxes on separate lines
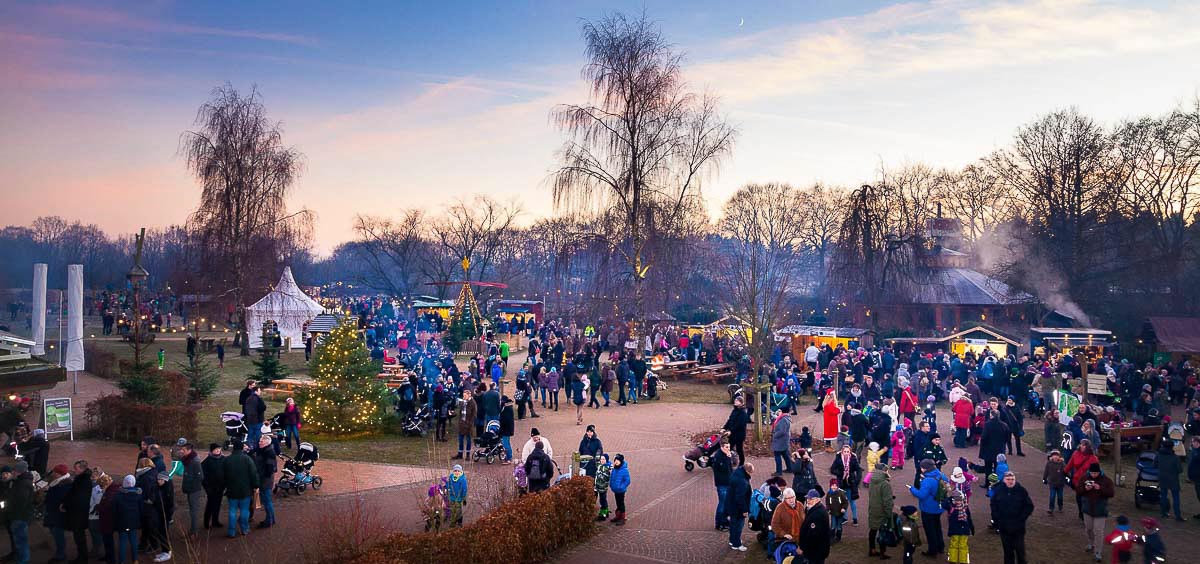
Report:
347,477,597,564
83,343,118,380
84,395,198,442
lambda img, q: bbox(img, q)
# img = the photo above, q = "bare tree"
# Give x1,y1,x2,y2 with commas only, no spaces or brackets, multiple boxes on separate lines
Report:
352,210,427,297
796,183,845,301
935,164,1014,243
179,83,311,355
551,13,736,323
1111,105,1200,309
719,183,806,361
988,108,1116,293
428,196,521,302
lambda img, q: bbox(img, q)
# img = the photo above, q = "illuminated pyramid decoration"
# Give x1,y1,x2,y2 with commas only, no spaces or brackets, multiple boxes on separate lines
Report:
451,257,482,336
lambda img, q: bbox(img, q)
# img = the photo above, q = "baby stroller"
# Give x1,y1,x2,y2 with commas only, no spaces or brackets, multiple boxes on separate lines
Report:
269,413,287,441
683,431,726,472
401,404,432,437
1134,450,1159,509
221,411,248,449
472,420,504,464
274,442,322,497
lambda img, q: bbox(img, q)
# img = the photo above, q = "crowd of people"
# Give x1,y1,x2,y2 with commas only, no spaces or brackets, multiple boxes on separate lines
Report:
705,341,1188,564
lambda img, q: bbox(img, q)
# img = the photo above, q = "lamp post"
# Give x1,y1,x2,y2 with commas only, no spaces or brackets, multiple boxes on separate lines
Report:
127,228,149,367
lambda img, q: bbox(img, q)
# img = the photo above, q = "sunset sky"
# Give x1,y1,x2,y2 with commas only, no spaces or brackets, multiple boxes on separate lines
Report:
3,0,1199,253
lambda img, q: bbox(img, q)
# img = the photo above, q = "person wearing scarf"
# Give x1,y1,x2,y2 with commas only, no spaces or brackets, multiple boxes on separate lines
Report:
946,490,974,564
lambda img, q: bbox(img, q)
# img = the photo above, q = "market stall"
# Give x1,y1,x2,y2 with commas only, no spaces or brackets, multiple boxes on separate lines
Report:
774,325,875,360
1030,327,1116,363
886,325,1021,357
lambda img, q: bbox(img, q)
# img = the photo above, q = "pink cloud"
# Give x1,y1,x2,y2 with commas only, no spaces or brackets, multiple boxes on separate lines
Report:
43,4,316,46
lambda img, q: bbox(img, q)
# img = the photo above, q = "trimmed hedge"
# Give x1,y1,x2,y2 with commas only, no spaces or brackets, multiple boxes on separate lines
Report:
349,476,597,564
84,395,198,441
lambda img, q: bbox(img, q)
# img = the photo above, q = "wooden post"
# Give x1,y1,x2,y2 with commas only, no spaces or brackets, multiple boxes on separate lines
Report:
1114,429,1123,487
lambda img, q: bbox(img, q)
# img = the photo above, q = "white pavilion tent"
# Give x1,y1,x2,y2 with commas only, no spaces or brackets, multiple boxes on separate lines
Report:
245,267,325,349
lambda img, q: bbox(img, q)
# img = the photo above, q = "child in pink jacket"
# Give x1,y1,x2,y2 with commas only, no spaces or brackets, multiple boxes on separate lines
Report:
889,423,906,469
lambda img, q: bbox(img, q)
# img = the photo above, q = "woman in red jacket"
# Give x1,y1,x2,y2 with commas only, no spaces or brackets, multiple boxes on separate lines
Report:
952,397,974,448
1063,440,1099,520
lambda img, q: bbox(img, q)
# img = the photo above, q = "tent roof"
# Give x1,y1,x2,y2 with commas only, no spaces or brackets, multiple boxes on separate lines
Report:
1147,317,1200,354
306,313,347,334
246,267,324,315
775,325,872,338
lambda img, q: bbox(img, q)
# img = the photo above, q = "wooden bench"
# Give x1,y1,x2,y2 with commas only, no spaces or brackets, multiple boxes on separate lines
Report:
655,360,698,380
690,362,736,384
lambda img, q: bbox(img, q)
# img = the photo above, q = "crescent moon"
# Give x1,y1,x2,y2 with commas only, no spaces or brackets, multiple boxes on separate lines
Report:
739,18,745,27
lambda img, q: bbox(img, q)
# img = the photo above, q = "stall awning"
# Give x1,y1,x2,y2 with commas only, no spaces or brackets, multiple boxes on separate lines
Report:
1146,317,1200,354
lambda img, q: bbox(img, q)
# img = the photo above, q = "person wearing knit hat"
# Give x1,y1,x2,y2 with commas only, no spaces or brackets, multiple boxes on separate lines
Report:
447,463,468,528
1141,515,1167,562
122,475,136,489
44,462,74,561
1077,461,1114,562
521,427,554,462
825,476,850,541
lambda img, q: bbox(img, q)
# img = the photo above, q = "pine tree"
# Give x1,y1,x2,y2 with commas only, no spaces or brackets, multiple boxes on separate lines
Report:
297,321,389,435
251,342,289,387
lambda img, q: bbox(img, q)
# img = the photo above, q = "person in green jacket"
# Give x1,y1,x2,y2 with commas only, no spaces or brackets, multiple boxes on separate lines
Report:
868,463,895,559
220,442,259,538
594,454,612,521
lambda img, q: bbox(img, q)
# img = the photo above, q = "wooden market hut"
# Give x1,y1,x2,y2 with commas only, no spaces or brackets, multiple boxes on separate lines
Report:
885,325,1022,357
1141,317,1200,363
774,325,875,360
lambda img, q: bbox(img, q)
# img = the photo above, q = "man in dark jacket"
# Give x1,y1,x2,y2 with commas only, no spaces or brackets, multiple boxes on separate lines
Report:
221,441,259,538
179,443,205,536
243,388,267,449
7,462,34,564
498,396,515,462
629,355,648,402
480,384,501,426
1075,463,1115,562
253,436,278,528
201,443,225,529
616,358,630,405
725,462,753,551
990,472,1034,564
723,398,751,464
1156,442,1184,521
711,441,733,531
64,462,94,564
977,411,1008,479
1000,397,1025,456
1189,436,1200,520
148,471,174,561
523,441,553,493
798,489,832,564
43,464,72,562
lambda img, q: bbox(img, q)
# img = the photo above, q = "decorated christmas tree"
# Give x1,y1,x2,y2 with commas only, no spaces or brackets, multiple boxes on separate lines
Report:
297,321,389,435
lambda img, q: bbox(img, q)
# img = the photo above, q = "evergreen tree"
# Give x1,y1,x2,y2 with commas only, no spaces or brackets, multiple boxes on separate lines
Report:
179,354,220,402
297,321,389,435
252,325,289,386
443,312,477,354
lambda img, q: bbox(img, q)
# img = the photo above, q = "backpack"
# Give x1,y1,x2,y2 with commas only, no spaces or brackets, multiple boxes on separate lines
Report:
527,458,545,481
933,477,952,504
513,465,528,489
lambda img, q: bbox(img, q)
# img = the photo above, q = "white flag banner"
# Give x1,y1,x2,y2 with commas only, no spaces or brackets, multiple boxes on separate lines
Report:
31,263,47,356
66,264,85,371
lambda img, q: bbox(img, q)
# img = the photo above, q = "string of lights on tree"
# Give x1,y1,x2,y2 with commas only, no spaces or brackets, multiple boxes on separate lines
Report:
296,320,389,435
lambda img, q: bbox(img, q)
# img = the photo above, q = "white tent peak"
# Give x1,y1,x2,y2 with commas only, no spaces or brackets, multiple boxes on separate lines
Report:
245,267,324,349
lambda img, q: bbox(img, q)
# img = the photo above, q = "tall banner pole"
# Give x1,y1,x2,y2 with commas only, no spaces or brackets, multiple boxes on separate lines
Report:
66,265,86,394
31,263,47,356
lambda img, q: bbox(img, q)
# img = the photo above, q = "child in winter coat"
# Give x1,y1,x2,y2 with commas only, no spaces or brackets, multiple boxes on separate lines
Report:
865,442,887,481
447,464,468,528
922,396,938,434
798,427,813,450
889,425,906,469
1042,450,1066,514
1103,515,1135,563
825,478,850,542
609,454,630,526
995,453,1009,477
899,505,923,564
594,454,612,521
946,491,974,564
1138,517,1167,563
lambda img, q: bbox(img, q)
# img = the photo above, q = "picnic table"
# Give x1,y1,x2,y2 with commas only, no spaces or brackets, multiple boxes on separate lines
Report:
654,360,698,379
261,377,315,400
